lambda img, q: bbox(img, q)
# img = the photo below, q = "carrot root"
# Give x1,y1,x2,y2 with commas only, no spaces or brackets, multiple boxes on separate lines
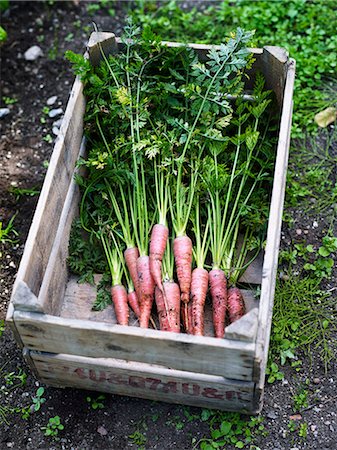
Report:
111,285,129,326
155,282,180,333
190,267,209,336
124,246,140,293
173,235,193,304
127,290,141,318
209,268,227,338
228,287,245,323
149,223,169,291
137,255,155,328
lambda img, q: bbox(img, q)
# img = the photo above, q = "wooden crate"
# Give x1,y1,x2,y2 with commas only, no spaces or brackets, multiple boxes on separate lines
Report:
6,32,295,414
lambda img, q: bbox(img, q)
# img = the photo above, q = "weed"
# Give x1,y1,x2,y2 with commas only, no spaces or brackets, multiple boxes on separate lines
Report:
166,415,185,430
9,186,40,200
0,320,4,338
129,419,148,448
65,32,74,43
293,387,309,412
4,368,27,388
43,134,53,144
287,420,297,432
41,415,64,438
2,96,17,105
37,34,44,43
73,19,81,29
86,2,100,15
31,387,46,412
86,394,105,410
0,214,18,245
270,273,336,371
265,362,284,384
0,26,7,44
197,410,266,449
298,422,308,439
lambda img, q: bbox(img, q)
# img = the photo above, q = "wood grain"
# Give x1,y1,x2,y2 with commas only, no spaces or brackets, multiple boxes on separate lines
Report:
30,351,258,413
14,310,256,381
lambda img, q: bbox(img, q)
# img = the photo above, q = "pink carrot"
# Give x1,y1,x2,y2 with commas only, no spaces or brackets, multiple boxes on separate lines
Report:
164,281,180,333
209,268,227,338
124,246,140,293
155,286,170,331
228,287,246,323
137,255,155,328
150,224,169,291
181,301,193,334
111,285,129,326
173,235,193,304
127,289,141,318
190,268,209,336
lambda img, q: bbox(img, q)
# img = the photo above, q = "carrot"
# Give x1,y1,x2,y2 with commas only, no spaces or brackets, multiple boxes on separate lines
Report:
155,286,170,331
111,284,129,326
124,246,140,294
128,289,140,318
209,268,227,338
137,255,155,328
228,286,245,323
149,223,169,291
164,281,181,333
190,267,209,336
173,235,193,304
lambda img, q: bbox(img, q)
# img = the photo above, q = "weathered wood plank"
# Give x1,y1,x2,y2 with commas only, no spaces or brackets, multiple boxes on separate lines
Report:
88,32,117,66
256,58,296,391
14,310,256,381
31,351,258,413
10,76,85,306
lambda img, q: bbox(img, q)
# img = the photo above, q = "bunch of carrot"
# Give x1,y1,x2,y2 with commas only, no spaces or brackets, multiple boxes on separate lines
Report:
68,24,276,338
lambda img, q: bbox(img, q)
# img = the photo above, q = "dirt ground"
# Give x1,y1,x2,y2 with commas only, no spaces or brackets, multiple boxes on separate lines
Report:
0,2,336,449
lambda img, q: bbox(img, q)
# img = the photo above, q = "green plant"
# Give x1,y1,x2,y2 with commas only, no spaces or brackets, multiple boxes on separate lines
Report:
293,386,309,412
65,32,74,43
86,394,105,410
4,368,27,388
43,134,53,143
197,410,266,449
0,319,4,338
298,422,308,438
0,214,18,245
41,416,64,438
129,419,148,448
9,186,40,200
270,273,336,370
288,420,297,433
2,96,17,105
0,26,7,44
86,2,100,15
265,361,284,384
128,0,337,135
31,387,46,412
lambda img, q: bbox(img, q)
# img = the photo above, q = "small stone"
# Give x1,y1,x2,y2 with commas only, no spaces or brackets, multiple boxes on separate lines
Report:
9,261,16,269
313,221,318,228
279,272,289,281
0,108,10,118
6,443,14,448
311,425,317,432
47,95,57,106
52,126,59,136
24,45,43,61
289,414,302,421
53,117,63,128
97,425,108,436
267,410,278,419
295,228,302,235
313,377,320,384
48,108,63,118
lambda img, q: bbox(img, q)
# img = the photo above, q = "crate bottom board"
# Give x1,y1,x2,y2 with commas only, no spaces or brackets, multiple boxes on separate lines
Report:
29,350,260,413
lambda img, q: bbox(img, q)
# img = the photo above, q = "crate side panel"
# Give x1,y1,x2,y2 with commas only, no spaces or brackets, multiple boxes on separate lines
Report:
14,311,255,381
10,77,85,307
31,351,256,412
257,59,296,390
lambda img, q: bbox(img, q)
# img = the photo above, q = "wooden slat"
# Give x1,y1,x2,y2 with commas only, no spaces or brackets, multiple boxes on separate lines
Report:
88,32,117,66
37,138,86,315
30,351,257,413
10,76,85,305
14,310,256,381
256,58,296,392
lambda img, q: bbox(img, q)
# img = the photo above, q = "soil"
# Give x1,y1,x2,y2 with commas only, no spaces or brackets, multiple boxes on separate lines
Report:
0,2,336,449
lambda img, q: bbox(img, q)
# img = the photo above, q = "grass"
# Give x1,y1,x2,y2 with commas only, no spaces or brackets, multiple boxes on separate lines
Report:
128,0,337,136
